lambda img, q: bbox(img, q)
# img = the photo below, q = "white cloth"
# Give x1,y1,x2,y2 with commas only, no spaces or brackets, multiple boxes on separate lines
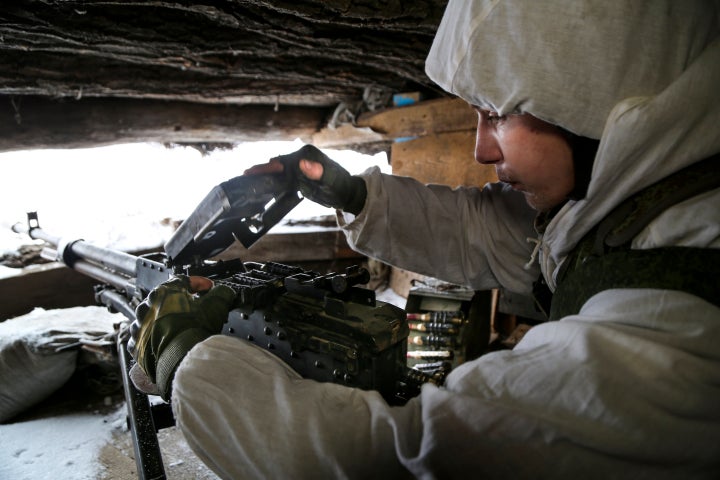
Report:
174,336,415,479
344,179,539,295
424,0,720,289
172,1,720,478
176,197,720,479
425,0,719,140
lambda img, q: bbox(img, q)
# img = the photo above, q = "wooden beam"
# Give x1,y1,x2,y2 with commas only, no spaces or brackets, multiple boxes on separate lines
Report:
0,264,98,321
312,96,477,152
312,124,390,151
391,131,497,187
0,96,329,152
356,97,476,139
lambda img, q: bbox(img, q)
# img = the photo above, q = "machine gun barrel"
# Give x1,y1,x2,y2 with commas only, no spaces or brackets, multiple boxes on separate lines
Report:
56,238,137,277
49,248,137,297
13,212,137,276
13,214,141,303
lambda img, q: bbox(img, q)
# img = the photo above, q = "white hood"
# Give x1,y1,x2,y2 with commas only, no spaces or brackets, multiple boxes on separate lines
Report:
426,0,720,288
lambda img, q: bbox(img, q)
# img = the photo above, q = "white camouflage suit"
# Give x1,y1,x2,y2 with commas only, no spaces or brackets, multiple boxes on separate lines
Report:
172,1,720,478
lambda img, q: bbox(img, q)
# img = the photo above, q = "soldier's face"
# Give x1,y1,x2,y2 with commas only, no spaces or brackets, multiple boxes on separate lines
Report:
473,107,574,212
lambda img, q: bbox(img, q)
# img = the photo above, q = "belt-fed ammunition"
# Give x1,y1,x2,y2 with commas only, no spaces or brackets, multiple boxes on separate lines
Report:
410,334,457,348
406,311,464,324
408,321,458,335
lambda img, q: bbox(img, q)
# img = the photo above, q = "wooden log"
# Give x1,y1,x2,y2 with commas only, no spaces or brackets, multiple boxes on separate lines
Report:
0,1,445,105
0,96,329,152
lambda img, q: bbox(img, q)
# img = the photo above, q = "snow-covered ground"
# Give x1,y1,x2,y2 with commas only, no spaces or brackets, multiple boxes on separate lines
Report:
0,140,390,278
0,306,126,479
0,404,127,480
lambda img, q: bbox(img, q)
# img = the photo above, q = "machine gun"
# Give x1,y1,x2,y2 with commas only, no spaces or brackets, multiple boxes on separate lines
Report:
13,173,448,480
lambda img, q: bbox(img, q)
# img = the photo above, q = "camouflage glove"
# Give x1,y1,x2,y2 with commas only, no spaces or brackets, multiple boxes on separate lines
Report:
127,275,236,401
272,144,368,215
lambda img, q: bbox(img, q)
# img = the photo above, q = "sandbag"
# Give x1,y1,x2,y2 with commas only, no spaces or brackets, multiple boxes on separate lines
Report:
0,306,120,422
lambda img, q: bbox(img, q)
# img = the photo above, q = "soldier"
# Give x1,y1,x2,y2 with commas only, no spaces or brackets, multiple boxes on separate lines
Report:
130,1,720,478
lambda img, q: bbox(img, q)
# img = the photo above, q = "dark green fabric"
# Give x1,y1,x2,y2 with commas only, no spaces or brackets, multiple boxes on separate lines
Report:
546,155,720,320
595,155,720,251
549,247,720,320
155,328,212,400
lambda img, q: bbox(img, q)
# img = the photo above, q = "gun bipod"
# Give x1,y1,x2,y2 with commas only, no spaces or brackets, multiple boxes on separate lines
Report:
118,332,169,480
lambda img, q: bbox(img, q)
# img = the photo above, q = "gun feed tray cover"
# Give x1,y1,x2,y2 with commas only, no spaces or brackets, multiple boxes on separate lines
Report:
165,174,302,266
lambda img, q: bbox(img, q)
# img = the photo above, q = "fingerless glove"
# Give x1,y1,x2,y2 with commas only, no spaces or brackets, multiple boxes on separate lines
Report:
274,145,367,215
128,276,236,400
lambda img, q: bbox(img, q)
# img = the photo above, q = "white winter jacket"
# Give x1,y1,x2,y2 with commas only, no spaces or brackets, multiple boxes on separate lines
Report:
172,1,720,478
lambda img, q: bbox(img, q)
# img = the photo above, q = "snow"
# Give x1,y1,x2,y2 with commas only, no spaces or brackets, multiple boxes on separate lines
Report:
0,140,390,258
0,405,126,480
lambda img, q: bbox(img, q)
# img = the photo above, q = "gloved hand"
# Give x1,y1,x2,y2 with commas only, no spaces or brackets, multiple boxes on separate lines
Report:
245,144,367,215
127,275,236,400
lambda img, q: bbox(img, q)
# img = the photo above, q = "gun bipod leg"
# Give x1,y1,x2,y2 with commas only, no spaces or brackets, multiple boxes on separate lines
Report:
118,336,167,480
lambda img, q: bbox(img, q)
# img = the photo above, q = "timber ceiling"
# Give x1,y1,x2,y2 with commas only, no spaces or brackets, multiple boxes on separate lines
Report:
0,1,450,152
